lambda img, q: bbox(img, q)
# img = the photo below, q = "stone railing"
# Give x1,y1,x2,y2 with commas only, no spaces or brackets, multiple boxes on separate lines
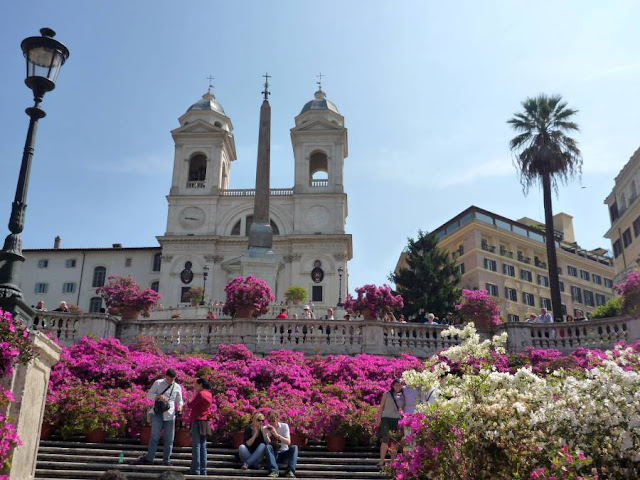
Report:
28,311,119,346
186,181,206,189
219,188,294,197
309,179,329,187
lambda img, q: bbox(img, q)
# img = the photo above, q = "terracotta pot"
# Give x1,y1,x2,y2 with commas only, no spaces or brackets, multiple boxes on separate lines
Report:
190,300,198,307
120,307,140,320
362,308,376,321
326,434,346,452
235,306,253,318
139,425,152,445
85,428,107,443
231,431,245,448
174,428,192,447
40,423,54,440
290,432,308,450
472,316,493,328
292,299,301,306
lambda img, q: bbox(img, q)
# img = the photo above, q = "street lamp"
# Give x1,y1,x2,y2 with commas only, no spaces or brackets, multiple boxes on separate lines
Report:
0,28,69,322
200,264,209,305
337,266,344,307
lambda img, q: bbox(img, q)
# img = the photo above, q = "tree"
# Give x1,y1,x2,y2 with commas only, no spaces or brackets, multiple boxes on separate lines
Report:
389,230,461,322
508,94,582,321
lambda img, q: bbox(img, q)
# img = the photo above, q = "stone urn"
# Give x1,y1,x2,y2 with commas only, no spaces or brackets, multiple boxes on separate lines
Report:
361,308,376,321
235,306,254,318
120,307,141,320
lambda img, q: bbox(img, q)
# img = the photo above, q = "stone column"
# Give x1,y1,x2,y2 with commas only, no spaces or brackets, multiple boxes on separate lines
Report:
1,332,61,480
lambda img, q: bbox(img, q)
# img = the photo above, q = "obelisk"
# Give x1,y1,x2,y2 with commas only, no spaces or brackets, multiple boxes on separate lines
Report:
241,74,279,293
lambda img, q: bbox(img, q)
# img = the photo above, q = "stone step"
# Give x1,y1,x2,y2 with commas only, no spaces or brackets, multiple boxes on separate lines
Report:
36,470,383,480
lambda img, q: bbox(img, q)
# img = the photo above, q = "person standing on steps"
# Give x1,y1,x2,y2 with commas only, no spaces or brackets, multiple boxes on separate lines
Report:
377,378,405,467
131,369,184,466
188,378,213,476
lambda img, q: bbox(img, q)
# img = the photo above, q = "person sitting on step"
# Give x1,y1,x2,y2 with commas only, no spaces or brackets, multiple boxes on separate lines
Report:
264,409,298,478
239,411,269,470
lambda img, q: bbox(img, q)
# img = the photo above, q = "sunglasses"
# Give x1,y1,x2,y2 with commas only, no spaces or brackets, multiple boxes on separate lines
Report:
257,418,265,422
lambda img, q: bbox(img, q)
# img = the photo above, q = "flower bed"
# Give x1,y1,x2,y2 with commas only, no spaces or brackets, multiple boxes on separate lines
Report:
222,275,274,317
343,284,404,319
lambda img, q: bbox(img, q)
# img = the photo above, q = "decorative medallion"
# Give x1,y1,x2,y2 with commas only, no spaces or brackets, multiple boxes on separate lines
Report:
180,261,194,284
311,267,324,284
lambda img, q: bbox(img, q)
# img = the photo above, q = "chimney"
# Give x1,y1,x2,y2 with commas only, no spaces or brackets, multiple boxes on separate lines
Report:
112,243,123,249
54,236,61,249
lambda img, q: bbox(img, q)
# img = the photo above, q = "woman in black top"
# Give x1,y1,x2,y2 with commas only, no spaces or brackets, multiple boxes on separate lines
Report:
238,412,268,470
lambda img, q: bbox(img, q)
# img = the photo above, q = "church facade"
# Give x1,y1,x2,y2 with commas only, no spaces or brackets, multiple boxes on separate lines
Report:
20,88,352,311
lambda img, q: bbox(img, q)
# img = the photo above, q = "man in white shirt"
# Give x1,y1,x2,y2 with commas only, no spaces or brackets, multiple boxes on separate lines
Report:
132,369,184,466
301,305,316,319
537,308,553,323
265,409,298,478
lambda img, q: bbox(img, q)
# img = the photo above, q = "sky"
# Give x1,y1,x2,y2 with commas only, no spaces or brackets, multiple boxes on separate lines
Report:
0,1,639,293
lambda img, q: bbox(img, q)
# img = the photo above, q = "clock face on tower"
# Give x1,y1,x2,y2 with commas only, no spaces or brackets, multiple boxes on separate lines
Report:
179,206,206,229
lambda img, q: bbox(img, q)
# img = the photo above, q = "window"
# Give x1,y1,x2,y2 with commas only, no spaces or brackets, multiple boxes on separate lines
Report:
188,153,207,182
523,292,535,306
150,281,159,292
181,287,191,303
152,253,162,272
520,269,532,282
309,151,329,182
312,285,323,302
483,258,497,272
540,297,552,310
34,283,48,294
634,216,640,237
89,297,102,313
613,240,622,258
561,304,567,316
604,278,613,288
537,274,549,287
62,282,76,294
125,257,132,267
92,266,107,288
557,267,563,275
38,259,49,268
592,274,602,285
505,287,517,302
503,264,515,277
584,290,595,307
623,228,633,248
571,286,583,303
507,314,520,322
485,283,499,297
65,259,77,268
609,201,619,223
595,294,606,306
457,263,465,275
567,265,578,277
579,270,590,281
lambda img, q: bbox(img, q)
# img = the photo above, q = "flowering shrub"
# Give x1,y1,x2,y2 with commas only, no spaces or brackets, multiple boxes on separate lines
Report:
390,323,640,479
0,309,35,476
96,276,161,318
222,275,274,317
183,286,203,304
455,289,501,326
614,270,640,313
343,284,404,318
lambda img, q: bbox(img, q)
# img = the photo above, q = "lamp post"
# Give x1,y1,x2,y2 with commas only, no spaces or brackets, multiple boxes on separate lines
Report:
337,266,344,307
0,28,69,323
200,264,209,305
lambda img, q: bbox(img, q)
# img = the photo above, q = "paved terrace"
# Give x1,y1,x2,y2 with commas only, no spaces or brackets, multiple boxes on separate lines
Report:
30,307,640,357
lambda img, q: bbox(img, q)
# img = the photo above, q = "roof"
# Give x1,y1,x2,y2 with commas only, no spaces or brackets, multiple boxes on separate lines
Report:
187,91,226,115
23,246,160,253
300,90,340,115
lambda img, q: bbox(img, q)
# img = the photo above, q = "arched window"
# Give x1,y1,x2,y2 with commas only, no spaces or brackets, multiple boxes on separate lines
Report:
214,121,223,128
150,281,159,292
232,215,279,236
89,297,103,313
92,266,107,288
231,219,241,235
188,154,207,182
309,151,328,181
152,253,162,272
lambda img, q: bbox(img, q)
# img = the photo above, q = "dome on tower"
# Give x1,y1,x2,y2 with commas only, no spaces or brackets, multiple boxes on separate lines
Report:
300,90,340,115
187,91,226,115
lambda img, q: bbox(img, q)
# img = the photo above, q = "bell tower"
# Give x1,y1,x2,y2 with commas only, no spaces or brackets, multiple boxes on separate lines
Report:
291,88,348,194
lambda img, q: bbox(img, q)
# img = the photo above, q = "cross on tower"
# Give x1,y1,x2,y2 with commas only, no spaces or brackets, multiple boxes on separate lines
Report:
316,72,324,91
206,75,215,93
262,72,271,100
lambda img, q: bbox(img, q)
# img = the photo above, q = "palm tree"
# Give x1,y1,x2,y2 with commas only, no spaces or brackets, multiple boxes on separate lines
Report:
507,94,582,321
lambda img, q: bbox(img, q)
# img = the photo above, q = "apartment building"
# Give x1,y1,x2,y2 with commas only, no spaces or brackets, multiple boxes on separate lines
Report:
396,206,616,321
604,147,640,283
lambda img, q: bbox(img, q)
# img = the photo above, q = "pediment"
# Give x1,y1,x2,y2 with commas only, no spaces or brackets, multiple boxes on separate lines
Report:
292,119,343,132
172,120,222,135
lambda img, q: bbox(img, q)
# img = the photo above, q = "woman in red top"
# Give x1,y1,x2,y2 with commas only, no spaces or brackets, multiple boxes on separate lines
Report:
188,378,213,475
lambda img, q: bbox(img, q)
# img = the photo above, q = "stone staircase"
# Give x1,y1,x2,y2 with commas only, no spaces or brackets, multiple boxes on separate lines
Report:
35,438,389,480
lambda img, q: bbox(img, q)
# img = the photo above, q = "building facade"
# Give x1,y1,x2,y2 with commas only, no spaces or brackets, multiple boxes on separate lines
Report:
604,147,640,282
21,88,352,311
396,206,616,321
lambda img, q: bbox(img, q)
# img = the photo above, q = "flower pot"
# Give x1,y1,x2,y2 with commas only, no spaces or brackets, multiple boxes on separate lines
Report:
362,308,376,321
40,422,54,440
85,428,107,443
139,425,152,445
174,427,192,447
292,299,301,306
290,432,308,450
190,300,198,307
231,430,245,448
120,307,140,320
235,306,253,318
326,433,346,452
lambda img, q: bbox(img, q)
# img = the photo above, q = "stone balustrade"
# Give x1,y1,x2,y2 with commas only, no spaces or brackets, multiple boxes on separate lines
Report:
23,310,640,357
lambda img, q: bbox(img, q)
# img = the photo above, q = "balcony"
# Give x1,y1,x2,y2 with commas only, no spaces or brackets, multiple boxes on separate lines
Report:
535,259,548,269
310,179,329,187
481,243,496,253
186,181,206,189
500,248,514,259
518,254,532,264
219,188,294,197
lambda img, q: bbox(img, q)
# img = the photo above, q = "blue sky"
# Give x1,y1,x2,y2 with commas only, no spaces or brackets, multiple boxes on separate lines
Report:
1,1,639,292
